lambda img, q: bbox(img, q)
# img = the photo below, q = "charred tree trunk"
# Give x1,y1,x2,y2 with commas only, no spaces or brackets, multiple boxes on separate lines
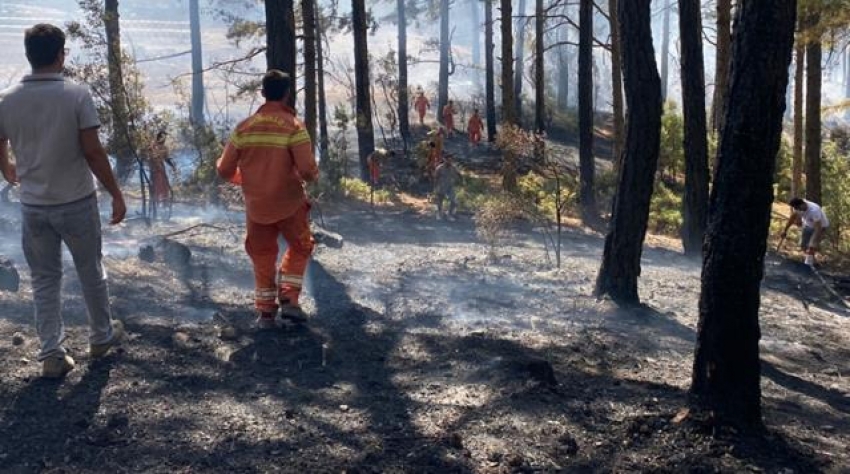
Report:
514,0,527,126
500,0,516,191
691,0,796,428
710,0,732,134
804,15,822,204
438,0,450,126
266,0,297,108
578,0,596,222
678,0,709,257
608,0,625,171
594,0,662,305
352,0,375,180
189,0,205,126
501,0,515,125
302,0,318,144
660,0,671,101
534,0,545,133
397,0,411,145
104,0,132,180
485,0,498,141
316,12,330,157
792,44,804,198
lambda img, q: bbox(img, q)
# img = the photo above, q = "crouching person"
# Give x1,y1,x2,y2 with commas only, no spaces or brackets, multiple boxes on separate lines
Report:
0,24,126,378
217,70,319,328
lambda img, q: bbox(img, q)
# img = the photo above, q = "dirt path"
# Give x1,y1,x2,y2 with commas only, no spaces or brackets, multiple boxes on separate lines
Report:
0,198,848,473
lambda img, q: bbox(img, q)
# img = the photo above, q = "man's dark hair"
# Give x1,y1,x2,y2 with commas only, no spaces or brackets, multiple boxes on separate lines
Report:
262,70,291,101
789,197,805,209
24,24,65,69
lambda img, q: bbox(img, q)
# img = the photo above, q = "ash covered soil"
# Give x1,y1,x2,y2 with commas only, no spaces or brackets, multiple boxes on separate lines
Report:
0,196,848,473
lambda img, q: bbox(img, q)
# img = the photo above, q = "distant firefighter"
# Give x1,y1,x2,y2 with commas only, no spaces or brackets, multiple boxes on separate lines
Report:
467,109,483,146
414,91,430,125
442,100,456,137
217,70,319,328
434,154,461,220
148,130,176,214
367,148,395,187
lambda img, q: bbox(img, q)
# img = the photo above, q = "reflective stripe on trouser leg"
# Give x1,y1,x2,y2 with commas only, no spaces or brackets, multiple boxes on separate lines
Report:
246,220,281,312
278,203,315,305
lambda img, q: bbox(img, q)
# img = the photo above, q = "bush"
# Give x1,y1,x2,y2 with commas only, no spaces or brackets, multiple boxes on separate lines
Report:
455,172,492,212
339,178,394,204
649,181,683,236
658,101,685,180
473,193,528,256
822,139,850,253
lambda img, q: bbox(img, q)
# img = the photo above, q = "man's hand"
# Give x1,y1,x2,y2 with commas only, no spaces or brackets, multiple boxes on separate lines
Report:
110,194,127,225
1,162,17,185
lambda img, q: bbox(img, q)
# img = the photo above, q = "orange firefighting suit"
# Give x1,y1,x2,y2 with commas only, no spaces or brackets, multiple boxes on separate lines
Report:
414,95,430,124
217,102,319,313
467,114,483,145
442,104,455,134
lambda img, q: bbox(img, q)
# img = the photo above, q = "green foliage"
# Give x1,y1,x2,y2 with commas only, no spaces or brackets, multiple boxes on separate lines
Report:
658,102,685,180
518,171,578,220
649,181,683,236
822,139,850,252
455,172,491,212
773,137,794,203
339,178,394,204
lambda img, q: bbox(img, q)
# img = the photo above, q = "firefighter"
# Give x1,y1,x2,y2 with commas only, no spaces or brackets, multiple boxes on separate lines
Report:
442,100,456,137
217,70,319,328
434,153,461,220
414,91,430,125
148,130,176,217
367,148,395,187
467,109,483,146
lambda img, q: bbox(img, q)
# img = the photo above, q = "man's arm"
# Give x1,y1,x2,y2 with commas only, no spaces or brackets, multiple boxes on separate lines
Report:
781,213,801,238
0,139,17,185
290,129,319,183
216,136,241,184
80,128,126,224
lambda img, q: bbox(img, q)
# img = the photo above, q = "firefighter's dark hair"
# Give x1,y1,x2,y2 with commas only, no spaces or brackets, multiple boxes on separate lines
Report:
262,70,291,101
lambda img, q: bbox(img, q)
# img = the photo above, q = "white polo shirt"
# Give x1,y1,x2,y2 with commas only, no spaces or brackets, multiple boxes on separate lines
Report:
0,73,100,206
797,199,829,229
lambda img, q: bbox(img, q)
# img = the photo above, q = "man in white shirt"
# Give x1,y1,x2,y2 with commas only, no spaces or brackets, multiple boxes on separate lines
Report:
781,197,829,265
0,24,126,378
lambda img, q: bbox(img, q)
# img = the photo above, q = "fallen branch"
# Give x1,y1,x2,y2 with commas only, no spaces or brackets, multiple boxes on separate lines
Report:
157,223,231,240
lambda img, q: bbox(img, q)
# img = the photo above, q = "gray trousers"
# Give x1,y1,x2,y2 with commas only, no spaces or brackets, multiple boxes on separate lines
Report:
21,194,115,361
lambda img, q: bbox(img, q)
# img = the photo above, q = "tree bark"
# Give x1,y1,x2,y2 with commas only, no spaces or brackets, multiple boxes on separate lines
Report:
594,0,662,305
104,0,132,180
316,11,329,157
514,0,527,125
804,15,822,204
352,0,375,180
691,0,796,428
710,0,732,134
438,0,450,126
265,0,297,108
302,0,318,144
501,0,515,125
678,0,709,257
534,0,545,133
608,0,624,171
397,0,411,145
578,0,596,222
189,0,205,126
485,0,497,141
660,0,671,101
792,44,804,198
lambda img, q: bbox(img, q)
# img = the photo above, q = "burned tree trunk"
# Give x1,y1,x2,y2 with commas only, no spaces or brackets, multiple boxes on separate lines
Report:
594,0,662,305
578,0,596,222
485,0,497,141
792,44,804,198
352,0,375,180
104,0,132,180
302,0,318,143
678,0,709,257
608,0,625,171
266,0,297,108
397,0,411,146
317,11,330,157
691,0,796,428
710,0,732,134
438,0,450,126
804,14,822,204
189,0,205,126
534,0,545,133
500,0,515,125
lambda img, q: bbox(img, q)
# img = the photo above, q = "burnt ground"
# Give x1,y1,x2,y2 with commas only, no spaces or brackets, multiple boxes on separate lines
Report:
0,192,849,473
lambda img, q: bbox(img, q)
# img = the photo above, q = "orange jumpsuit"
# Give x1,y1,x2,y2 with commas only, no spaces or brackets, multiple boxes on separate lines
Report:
217,102,319,313
442,105,455,135
467,114,483,145
414,95,430,124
